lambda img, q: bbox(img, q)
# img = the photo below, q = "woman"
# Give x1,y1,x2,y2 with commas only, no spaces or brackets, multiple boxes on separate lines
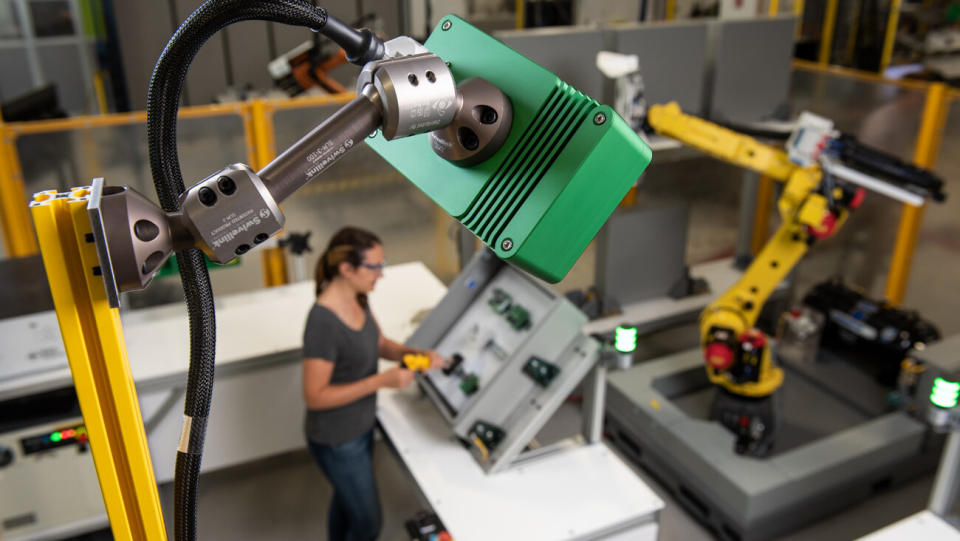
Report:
302,226,444,541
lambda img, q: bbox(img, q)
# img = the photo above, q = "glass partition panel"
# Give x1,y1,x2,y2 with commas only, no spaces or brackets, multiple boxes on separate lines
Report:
902,98,960,335
13,113,265,301
788,68,927,305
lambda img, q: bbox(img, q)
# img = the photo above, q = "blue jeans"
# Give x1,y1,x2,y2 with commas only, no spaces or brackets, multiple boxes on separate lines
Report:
307,430,382,541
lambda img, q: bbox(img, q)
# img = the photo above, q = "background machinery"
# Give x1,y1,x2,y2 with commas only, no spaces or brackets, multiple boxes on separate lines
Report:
646,102,945,456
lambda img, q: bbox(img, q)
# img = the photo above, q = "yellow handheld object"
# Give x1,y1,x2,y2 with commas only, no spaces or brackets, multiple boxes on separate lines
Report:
402,353,431,372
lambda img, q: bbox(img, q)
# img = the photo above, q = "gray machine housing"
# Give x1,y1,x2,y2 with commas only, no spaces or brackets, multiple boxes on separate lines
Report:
605,348,941,541
406,250,600,474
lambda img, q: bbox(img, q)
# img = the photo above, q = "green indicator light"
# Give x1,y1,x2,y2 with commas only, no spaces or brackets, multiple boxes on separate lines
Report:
930,377,960,409
614,326,638,353
50,432,62,442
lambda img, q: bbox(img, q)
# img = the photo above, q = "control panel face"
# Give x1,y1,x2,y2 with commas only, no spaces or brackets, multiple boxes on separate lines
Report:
20,424,88,455
0,312,67,382
0,419,105,539
425,266,554,414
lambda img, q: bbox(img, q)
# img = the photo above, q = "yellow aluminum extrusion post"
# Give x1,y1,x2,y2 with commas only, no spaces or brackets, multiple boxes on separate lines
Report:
768,0,779,15
818,0,839,65
251,99,289,286
93,70,109,114
666,0,676,20
794,0,806,38
250,99,277,169
242,104,259,170
844,0,864,65
880,0,902,74
515,0,524,29
30,188,166,540
885,82,948,304
0,123,39,256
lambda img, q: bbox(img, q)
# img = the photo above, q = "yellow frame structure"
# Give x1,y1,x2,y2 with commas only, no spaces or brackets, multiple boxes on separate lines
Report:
0,69,953,322
879,0,903,74
0,93,355,285
818,0,839,65
30,186,166,540
885,82,950,304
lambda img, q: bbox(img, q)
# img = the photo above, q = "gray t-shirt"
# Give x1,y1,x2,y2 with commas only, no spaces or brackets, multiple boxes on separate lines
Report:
302,303,380,446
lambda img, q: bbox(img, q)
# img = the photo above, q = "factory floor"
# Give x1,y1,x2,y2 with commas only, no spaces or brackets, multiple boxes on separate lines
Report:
148,412,936,541
145,322,950,541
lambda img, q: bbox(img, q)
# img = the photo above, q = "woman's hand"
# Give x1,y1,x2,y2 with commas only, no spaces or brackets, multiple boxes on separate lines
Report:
424,350,449,371
379,366,416,389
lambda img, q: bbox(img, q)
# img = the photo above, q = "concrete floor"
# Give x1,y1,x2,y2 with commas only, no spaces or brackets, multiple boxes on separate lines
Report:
147,410,936,541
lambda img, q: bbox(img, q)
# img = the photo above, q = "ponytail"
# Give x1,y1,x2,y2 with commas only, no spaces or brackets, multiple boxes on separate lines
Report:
314,227,382,306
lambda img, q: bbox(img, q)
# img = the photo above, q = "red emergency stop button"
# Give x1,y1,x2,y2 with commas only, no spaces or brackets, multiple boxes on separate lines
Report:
705,343,734,370
809,212,837,239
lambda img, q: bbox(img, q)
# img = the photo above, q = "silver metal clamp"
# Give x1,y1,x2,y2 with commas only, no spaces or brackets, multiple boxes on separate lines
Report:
177,164,284,264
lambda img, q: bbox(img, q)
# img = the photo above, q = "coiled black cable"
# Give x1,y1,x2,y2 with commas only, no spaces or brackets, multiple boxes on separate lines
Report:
144,2,382,539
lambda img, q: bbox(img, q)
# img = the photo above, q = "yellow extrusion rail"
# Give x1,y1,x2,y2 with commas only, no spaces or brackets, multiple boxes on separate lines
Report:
818,0,839,65
249,99,288,286
794,0,806,38
885,82,949,305
30,187,166,540
792,59,931,91
263,92,355,112
880,0,903,74
0,119,38,257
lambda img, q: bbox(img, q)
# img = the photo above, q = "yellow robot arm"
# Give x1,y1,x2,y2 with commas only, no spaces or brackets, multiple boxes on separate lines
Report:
700,167,851,396
647,103,856,397
647,102,796,181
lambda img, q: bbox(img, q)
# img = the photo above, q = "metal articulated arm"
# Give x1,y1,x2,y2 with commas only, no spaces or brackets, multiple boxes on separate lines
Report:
647,103,856,397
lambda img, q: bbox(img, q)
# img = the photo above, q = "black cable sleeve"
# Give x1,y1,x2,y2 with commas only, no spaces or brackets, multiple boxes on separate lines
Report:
144,3,376,540
147,1,331,212
173,452,203,540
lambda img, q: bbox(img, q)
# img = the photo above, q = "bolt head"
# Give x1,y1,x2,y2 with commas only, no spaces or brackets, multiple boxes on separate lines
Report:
442,20,452,30
593,112,607,125
501,239,513,251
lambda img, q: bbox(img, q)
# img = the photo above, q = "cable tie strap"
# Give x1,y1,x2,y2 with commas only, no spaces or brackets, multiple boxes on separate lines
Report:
177,414,208,455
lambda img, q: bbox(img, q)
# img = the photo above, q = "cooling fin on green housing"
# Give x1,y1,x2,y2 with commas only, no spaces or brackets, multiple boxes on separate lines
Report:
367,15,652,283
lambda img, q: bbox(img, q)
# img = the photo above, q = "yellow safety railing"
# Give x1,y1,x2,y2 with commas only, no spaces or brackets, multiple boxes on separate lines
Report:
0,93,356,286
880,0,903,74
792,58,931,91
885,82,950,305
818,0,839,65
1,71,954,301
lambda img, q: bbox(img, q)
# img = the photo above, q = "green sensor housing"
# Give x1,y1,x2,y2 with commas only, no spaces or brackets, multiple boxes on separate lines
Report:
367,16,652,283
